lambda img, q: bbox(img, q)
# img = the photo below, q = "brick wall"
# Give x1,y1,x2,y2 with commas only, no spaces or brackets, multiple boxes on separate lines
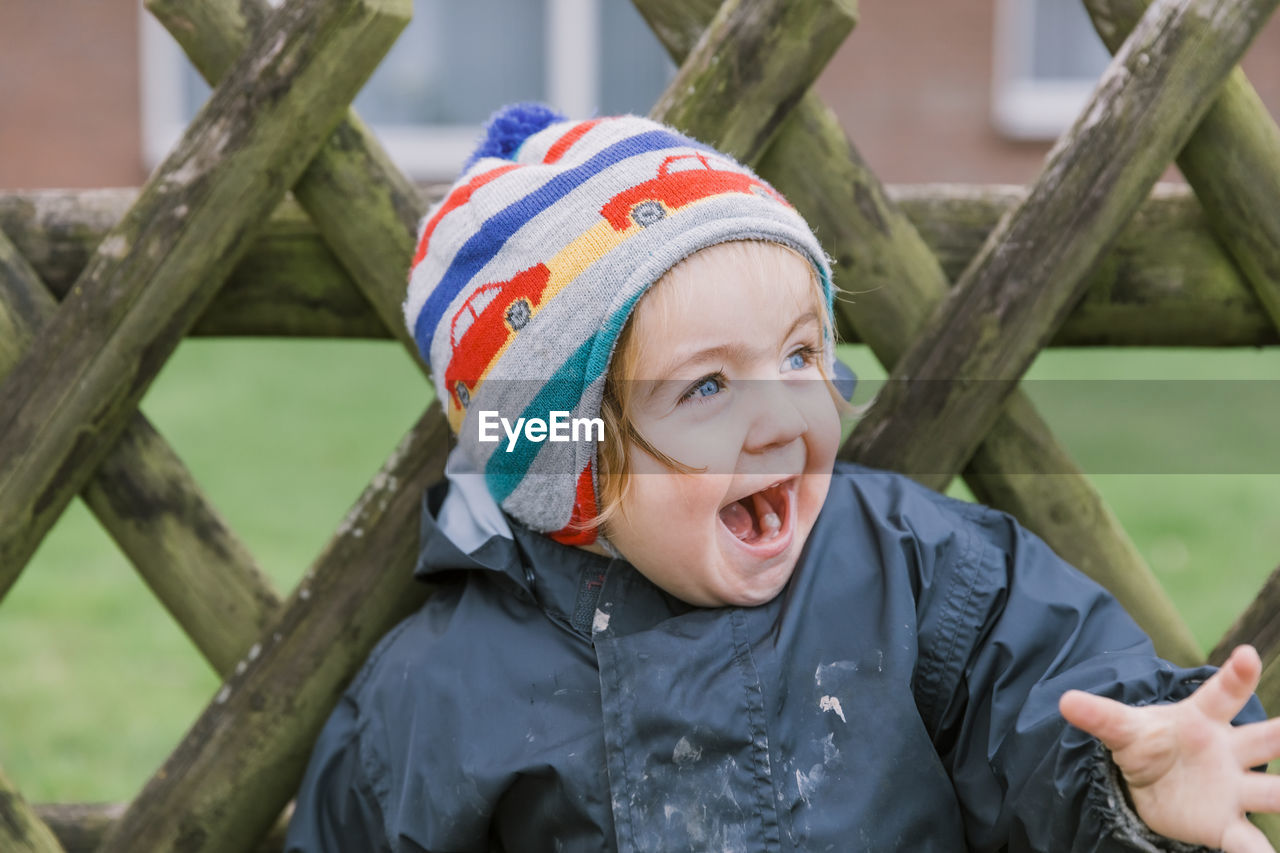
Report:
0,0,144,190
815,0,1280,183
1,0,1278,189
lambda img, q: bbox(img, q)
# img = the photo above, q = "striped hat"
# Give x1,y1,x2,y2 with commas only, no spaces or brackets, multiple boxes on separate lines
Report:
404,103,833,546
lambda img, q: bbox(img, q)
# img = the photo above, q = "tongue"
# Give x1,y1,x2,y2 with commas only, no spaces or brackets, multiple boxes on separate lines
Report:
753,491,781,536
719,500,755,541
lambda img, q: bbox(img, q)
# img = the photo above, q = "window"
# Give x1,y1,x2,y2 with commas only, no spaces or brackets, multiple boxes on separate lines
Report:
139,0,675,179
991,0,1113,140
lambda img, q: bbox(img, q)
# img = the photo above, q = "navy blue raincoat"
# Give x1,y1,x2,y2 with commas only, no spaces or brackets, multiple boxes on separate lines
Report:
286,461,1261,852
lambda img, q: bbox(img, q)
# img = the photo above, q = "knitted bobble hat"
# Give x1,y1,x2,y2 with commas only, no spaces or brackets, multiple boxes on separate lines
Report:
404,103,834,546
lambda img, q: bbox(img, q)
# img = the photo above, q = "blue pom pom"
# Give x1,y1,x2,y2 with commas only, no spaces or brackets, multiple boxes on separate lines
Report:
465,102,567,170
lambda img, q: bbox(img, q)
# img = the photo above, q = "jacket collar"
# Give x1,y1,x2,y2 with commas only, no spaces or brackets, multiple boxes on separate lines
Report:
414,448,690,640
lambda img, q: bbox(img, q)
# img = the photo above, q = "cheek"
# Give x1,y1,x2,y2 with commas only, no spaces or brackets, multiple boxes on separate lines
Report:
802,387,842,460
616,448,695,531
818,416,842,465
635,409,748,475
616,459,724,549
673,438,739,476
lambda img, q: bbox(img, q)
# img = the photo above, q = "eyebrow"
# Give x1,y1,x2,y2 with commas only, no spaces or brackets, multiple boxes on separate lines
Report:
645,309,821,383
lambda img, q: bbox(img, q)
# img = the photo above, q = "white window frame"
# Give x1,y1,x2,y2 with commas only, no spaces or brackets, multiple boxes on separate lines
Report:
991,0,1110,140
139,0,602,180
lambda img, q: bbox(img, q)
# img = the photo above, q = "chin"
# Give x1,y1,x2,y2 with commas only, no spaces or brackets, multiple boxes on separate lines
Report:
707,478,809,605
704,536,803,608
722,573,795,608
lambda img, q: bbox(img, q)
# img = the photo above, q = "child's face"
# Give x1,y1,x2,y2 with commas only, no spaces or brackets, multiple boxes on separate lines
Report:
604,244,840,607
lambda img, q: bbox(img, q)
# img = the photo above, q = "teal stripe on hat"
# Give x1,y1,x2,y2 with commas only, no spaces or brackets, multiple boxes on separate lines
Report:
485,289,645,504
485,335,595,504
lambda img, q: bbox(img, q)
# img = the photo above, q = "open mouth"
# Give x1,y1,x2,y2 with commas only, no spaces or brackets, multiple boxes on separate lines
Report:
718,479,794,547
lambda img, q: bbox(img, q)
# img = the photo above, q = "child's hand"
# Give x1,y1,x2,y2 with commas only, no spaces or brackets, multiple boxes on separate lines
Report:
1060,645,1280,853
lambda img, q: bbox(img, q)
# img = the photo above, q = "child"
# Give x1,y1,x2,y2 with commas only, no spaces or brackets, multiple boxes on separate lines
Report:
286,104,1280,852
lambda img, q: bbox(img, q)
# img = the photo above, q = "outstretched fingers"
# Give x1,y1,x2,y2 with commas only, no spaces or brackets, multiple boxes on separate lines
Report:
1221,818,1276,853
1239,770,1280,815
1060,690,1142,752
1193,646,1263,723
1234,716,1280,769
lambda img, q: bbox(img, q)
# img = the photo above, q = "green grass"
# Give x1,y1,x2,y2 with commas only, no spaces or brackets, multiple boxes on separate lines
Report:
841,344,1280,652
1,340,1278,802
0,338,428,802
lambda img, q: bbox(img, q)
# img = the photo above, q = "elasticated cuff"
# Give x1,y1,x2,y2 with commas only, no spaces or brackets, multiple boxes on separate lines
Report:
1087,742,1218,853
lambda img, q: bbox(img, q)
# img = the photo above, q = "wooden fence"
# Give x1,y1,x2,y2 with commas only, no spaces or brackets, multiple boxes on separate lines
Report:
1,0,1280,848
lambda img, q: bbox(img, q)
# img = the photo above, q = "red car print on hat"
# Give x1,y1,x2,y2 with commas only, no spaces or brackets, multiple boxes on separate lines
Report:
446,262,552,414
600,152,789,231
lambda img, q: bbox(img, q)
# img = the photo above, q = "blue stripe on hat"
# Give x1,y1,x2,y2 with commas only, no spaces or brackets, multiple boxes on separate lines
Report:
414,129,706,354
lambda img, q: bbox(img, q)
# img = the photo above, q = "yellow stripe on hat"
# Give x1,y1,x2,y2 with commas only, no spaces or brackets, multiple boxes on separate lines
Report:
446,217,644,432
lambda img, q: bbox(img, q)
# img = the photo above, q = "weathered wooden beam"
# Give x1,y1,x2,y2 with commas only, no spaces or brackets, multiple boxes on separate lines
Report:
145,0,428,370
81,418,283,674
0,0,411,590
892,184,1272,348
649,0,858,164
32,802,288,853
1082,0,1280,713
634,0,1203,665
1213,562,1280,674
0,224,279,676
1261,654,1280,719
1085,0,1280,334
0,190,390,339
95,409,447,853
841,0,1278,490
0,764,65,853
31,803,119,853
1,185,1273,347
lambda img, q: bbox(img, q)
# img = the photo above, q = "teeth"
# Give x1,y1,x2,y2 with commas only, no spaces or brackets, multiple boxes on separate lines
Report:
750,491,782,540
761,511,781,537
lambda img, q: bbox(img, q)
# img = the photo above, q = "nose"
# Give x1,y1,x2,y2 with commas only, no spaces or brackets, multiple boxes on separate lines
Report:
741,379,808,454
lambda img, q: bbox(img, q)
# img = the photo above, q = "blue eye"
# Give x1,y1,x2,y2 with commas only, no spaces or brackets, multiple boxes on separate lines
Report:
784,346,818,372
694,376,722,397
681,373,725,403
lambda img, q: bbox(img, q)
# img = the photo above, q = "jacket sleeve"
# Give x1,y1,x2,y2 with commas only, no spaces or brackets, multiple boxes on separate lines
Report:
284,587,501,853
903,486,1266,853
284,688,393,853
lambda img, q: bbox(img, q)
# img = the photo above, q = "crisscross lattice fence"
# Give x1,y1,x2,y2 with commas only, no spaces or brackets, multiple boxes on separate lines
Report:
2,0,1280,849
